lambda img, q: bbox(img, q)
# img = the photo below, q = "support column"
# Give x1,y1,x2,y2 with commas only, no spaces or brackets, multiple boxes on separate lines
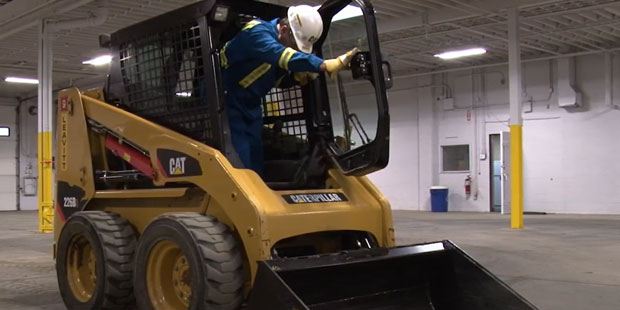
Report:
37,19,54,233
605,53,614,108
508,8,523,229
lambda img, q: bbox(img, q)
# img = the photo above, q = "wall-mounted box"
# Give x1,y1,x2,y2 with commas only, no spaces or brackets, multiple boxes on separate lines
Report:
23,177,37,196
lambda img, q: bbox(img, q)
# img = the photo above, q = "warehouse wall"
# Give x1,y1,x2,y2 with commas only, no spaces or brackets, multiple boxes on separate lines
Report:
338,77,438,211
0,99,18,211
370,52,620,214
359,88,420,210
19,100,38,211
10,53,619,214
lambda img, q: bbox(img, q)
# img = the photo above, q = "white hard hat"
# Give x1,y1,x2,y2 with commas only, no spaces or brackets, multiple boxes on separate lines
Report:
287,5,323,53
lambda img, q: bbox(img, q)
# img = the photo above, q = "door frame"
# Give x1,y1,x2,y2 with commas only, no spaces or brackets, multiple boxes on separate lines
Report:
0,105,19,211
500,131,511,215
488,134,500,212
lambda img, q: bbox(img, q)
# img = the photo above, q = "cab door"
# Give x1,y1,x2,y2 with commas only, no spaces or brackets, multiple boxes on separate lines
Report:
318,0,390,176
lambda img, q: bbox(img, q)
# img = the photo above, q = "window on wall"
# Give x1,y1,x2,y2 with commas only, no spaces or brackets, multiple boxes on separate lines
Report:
442,144,470,172
0,126,9,137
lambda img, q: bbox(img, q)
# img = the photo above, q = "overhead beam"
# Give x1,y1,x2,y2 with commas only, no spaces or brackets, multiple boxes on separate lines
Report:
390,56,436,68
0,0,95,41
446,22,560,55
0,0,51,25
376,0,569,35
377,0,620,45
0,63,101,76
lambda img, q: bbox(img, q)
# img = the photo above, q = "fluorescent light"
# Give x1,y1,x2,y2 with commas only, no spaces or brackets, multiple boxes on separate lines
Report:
82,55,112,66
4,77,39,84
314,5,363,22
434,48,487,60
176,92,192,97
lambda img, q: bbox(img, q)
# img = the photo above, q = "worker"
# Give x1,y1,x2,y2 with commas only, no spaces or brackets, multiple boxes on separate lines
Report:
221,4,358,175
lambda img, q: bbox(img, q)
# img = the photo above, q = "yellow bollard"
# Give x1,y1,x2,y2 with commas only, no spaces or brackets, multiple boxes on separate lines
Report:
510,124,523,229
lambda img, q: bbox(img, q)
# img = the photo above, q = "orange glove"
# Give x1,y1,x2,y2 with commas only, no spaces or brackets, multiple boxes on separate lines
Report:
323,47,359,78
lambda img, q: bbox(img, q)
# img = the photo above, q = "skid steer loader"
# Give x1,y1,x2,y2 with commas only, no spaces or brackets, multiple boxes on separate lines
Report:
54,0,537,309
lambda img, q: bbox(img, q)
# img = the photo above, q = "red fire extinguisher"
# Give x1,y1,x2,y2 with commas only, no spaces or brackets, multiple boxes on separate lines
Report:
465,175,472,199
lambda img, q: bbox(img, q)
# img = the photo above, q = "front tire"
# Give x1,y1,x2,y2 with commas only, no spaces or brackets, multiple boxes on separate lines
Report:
134,213,244,310
56,211,137,309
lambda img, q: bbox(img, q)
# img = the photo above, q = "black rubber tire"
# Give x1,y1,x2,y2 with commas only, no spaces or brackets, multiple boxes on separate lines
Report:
134,213,245,310
56,211,137,309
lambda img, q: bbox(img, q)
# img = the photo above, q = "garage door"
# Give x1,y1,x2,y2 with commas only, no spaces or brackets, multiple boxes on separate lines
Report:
0,106,17,211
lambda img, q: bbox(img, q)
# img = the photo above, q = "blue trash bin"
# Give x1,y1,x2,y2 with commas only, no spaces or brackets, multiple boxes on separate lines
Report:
430,186,449,212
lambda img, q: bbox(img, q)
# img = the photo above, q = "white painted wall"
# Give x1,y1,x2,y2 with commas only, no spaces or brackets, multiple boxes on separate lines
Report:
0,97,39,211
0,101,18,211
370,52,620,214
9,53,620,214
19,100,38,211
367,88,420,210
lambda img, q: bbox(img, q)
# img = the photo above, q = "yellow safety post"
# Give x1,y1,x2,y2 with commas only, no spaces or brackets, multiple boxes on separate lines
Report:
38,132,54,232
37,20,54,233
509,125,523,229
508,8,524,229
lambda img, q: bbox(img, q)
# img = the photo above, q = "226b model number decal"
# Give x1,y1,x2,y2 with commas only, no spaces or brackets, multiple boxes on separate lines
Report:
282,193,349,204
63,197,78,208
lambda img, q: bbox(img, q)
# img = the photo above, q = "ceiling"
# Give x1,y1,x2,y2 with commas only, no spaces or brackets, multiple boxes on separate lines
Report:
0,0,619,99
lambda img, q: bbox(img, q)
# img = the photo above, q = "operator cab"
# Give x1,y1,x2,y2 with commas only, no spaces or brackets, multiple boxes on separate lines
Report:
259,1,391,189
103,0,390,190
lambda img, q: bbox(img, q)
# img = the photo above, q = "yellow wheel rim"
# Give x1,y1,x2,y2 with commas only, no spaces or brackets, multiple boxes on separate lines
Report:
147,240,192,310
66,235,97,302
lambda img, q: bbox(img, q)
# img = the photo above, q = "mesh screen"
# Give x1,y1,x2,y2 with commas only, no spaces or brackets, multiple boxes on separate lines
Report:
118,22,214,144
262,86,309,160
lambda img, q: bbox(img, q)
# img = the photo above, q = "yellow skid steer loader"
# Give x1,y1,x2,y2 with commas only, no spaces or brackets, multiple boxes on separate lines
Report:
53,0,536,309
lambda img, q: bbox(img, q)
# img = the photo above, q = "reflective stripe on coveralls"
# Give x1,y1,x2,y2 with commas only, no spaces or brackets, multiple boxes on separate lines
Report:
239,63,272,88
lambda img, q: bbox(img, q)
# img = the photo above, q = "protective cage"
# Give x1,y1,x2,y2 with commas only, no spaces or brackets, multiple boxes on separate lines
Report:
105,0,316,164
262,86,310,161
104,0,390,177
115,21,214,144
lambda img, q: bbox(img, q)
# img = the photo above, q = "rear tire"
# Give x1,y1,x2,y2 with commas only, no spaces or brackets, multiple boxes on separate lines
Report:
134,213,244,310
56,211,137,309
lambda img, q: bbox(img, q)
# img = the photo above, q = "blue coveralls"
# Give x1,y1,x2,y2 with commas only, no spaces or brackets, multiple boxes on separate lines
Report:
221,18,324,174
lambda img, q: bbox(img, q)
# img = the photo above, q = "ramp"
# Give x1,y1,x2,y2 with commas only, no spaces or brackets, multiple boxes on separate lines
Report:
247,240,536,310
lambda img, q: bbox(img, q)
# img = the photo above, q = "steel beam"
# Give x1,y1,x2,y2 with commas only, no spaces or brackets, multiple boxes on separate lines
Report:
37,20,54,233
605,52,615,108
508,7,523,229
0,0,95,41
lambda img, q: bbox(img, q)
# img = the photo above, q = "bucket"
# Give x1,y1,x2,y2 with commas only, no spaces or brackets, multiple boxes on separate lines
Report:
247,241,537,310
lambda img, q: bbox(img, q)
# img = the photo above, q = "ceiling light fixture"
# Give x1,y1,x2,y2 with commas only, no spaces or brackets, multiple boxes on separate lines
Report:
313,5,363,22
4,77,39,84
82,55,113,66
434,48,487,60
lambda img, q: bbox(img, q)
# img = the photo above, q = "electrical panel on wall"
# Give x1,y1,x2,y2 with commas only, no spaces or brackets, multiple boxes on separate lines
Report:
23,177,37,196
437,97,455,111
443,97,455,111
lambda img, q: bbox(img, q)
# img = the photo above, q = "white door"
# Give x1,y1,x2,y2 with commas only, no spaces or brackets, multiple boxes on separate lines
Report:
0,106,17,211
500,131,511,214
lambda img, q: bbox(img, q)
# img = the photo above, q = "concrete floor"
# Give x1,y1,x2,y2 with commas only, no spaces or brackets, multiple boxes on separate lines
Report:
0,211,619,309
393,211,620,310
